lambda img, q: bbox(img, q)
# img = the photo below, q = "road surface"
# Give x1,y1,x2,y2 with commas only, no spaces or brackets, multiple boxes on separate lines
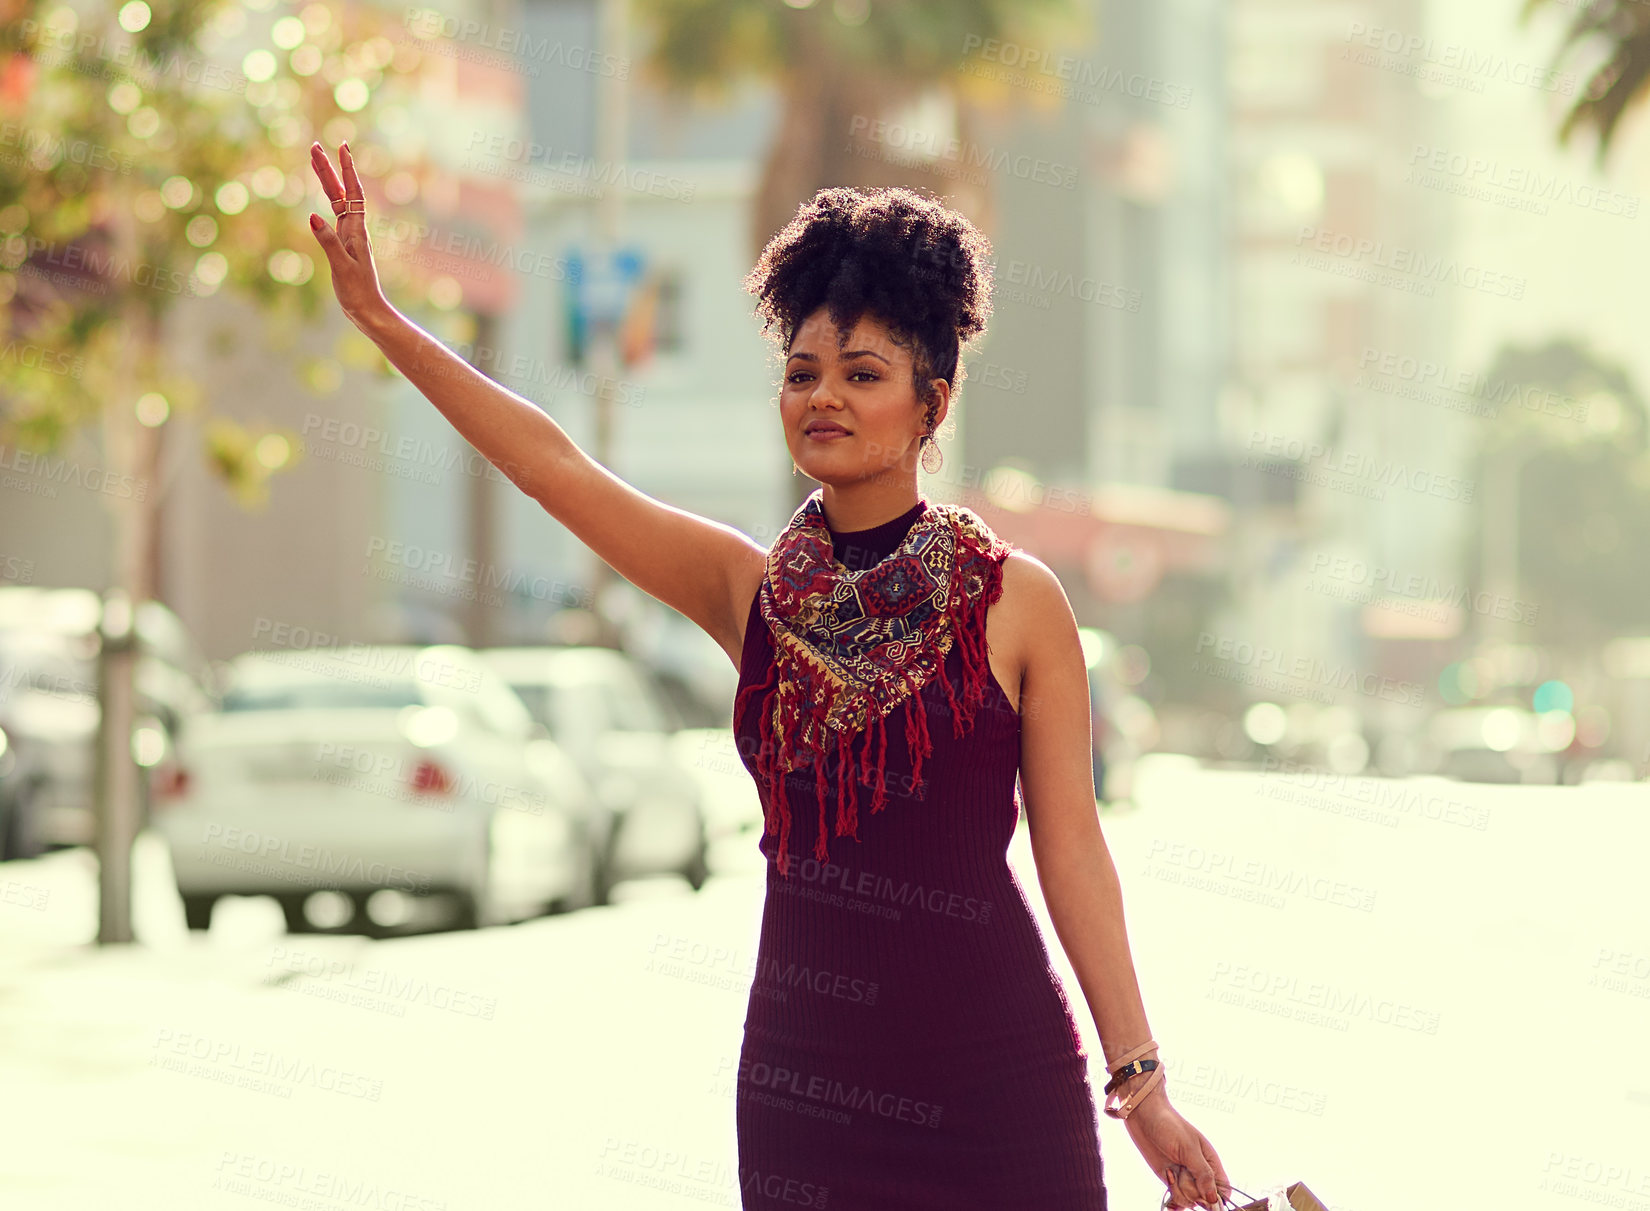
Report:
1,756,1646,1210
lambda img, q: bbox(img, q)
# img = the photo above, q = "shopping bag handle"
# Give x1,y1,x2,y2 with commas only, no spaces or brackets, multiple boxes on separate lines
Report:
1159,1174,1261,1211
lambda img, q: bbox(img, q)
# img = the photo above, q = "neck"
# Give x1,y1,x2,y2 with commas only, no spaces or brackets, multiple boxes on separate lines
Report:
818,481,923,532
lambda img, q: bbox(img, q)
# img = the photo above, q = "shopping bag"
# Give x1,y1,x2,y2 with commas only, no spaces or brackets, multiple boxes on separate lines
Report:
1163,1180,1332,1211
1230,1182,1332,1211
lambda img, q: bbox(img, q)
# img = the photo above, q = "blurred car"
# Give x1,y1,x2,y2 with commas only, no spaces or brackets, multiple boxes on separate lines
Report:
669,726,764,851
1079,627,1157,804
0,587,216,852
479,645,710,896
1425,705,1565,785
0,718,48,860
619,603,741,730
609,610,759,851
1241,701,1374,776
154,644,601,933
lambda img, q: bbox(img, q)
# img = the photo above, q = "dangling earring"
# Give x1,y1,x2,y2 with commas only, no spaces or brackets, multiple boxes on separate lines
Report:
920,431,943,474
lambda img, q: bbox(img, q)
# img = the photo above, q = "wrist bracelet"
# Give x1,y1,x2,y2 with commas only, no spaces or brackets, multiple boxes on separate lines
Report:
1103,1058,1160,1096
1105,1037,1159,1075
1103,1063,1165,1120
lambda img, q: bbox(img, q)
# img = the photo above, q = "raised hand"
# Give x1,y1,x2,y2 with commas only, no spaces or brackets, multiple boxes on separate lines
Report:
307,141,391,333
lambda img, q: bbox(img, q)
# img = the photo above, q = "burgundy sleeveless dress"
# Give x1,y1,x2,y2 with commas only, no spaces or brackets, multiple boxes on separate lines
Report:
731,498,1108,1210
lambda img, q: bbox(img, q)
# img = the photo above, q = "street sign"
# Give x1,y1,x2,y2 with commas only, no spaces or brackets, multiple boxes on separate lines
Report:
564,244,647,367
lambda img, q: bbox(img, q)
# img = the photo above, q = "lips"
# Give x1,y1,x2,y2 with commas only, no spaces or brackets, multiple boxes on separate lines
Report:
805,421,850,435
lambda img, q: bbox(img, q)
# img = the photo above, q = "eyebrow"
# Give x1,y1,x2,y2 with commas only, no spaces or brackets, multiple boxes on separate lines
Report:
786,349,891,364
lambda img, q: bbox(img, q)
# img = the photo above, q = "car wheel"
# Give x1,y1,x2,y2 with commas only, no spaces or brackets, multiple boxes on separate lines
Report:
0,798,17,863
552,830,604,914
590,833,613,906
449,886,487,931
182,893,216,931
1,779,44,862
683,836,710,892
588,821,621,906
454,830,498,931
278,893,313,934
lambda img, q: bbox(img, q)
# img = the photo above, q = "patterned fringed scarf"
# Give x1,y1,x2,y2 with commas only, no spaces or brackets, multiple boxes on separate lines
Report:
733,488,1014,876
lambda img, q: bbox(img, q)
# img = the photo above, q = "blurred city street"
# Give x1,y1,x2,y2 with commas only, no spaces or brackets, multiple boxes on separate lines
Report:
3,756,1646,1211
9,0,1650,1207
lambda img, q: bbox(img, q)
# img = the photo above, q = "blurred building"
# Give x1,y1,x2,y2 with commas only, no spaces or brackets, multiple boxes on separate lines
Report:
1208,0,1466,733
0,0,1474,729
505,0,783,564
948,0,1475,747
1009,0,1469,740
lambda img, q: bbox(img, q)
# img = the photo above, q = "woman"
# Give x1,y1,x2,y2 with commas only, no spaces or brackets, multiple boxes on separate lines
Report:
309,141,1233,1211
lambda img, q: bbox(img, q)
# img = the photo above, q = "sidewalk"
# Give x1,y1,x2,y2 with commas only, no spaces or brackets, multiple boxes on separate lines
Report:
1,765,1647,1210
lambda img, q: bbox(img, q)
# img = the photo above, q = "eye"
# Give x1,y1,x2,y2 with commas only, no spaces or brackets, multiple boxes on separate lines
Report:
784,367,880,384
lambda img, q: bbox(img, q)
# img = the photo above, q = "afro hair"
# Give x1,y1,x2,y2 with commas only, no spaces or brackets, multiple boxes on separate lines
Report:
741,186,994,424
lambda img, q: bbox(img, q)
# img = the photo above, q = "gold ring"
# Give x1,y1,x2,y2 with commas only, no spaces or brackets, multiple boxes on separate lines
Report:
331,198,364,215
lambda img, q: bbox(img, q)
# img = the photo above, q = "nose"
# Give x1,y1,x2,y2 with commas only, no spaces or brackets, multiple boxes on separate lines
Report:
808,377,844,410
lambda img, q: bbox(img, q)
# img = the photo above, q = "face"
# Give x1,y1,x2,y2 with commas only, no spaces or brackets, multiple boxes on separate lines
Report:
780,307,949,486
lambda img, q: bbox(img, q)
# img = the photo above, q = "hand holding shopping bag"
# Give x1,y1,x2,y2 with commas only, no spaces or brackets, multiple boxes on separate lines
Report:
1159,1177,1335,1211
1118,1085,1232,1209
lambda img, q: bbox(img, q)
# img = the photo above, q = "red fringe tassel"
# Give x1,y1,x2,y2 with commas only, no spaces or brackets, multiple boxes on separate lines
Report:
743,548,1010,877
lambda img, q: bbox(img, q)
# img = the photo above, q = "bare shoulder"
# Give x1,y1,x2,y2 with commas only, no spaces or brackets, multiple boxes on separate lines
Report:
998,549,1074,624
990,551,1078,699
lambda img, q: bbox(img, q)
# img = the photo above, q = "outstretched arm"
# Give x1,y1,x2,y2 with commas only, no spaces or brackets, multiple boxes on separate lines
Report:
1009,553,1231,1211
307,141,765,664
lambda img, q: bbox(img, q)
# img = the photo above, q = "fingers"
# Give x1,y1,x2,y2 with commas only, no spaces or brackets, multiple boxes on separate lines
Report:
1169,1153,1224,1211
1165,1166,1203,1211
1205,1136,1233,1201
1189,1157,1222,1209
309,141,345,208
308,211,345,266
310,141,366,231
338,141,364,200
336,142,369,247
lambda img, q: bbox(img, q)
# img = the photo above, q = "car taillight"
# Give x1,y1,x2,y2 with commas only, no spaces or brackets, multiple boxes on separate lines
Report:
408,758,454,796
153,764,191,802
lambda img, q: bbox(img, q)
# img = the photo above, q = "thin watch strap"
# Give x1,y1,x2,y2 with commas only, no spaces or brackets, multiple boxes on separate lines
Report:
1104,1062,1165,1119
1103,1057,1159,1095
1120,1064,1165,1115
1107,1063,1164,1119
1106,1037,1158,1074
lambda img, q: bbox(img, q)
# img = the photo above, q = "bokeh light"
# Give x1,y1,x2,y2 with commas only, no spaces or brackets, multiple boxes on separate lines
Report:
1242,701,1287,746
1532,679,1574,714
243,49,279,82
1481,709,1523,753
134,393,169,427
116,0,150,33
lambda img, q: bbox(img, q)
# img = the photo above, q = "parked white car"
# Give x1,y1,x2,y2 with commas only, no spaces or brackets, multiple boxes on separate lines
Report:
479,646,709,897
669,727,764,843
0,587,216,853
154,644,600,933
